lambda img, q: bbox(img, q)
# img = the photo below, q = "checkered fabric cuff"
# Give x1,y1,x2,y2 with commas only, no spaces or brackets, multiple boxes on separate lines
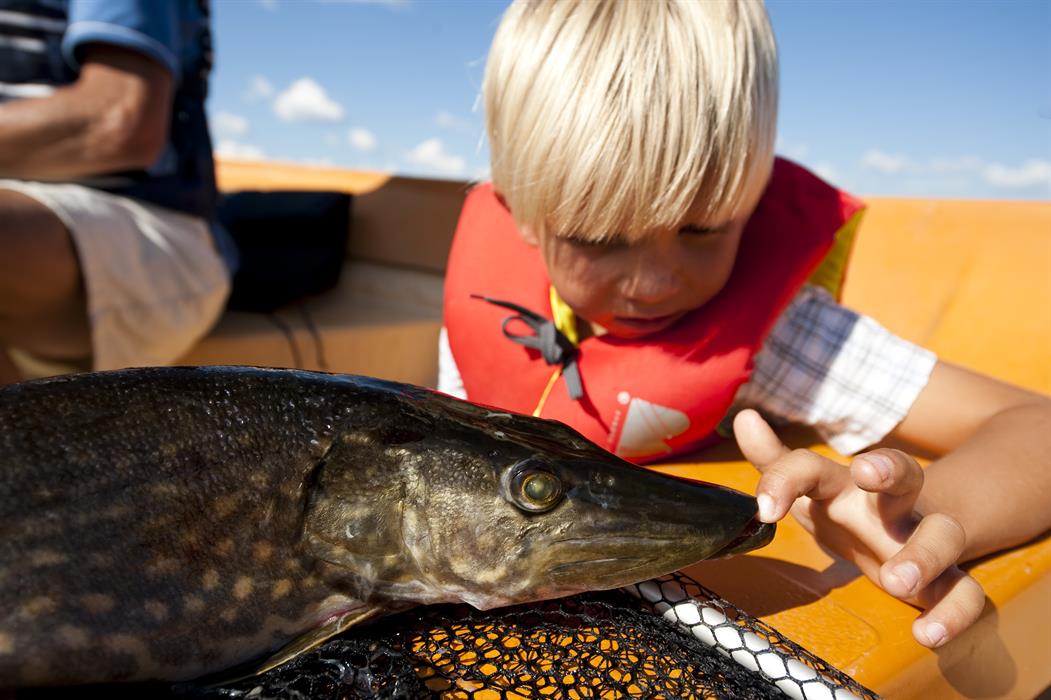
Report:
735,286,937,455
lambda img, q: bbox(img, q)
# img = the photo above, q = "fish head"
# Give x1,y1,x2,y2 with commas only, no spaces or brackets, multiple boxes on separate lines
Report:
303,383,773,611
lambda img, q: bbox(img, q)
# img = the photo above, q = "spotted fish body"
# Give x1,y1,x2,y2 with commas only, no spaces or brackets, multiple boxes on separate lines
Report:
0,366,773,688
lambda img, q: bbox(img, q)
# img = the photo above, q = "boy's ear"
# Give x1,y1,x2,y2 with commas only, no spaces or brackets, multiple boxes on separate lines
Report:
518,223,540,246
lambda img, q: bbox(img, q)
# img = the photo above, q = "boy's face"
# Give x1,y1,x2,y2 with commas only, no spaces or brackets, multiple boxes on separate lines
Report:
520,216,747,340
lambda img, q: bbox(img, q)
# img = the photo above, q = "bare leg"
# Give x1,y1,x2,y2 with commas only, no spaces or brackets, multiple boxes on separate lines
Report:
0,188,91,379
0,348,19,385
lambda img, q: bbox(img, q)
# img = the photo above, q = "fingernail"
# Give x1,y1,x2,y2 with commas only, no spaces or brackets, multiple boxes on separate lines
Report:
757,493,776,522
890,562,921,595
861,453,892,482
922,621,948,648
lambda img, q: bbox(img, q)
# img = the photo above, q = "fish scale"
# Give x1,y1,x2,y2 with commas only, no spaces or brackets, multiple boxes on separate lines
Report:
2,369,345,684
0,366,773,688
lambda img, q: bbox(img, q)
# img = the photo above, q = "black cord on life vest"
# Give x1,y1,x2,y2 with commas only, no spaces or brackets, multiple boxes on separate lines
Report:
471,294,584,401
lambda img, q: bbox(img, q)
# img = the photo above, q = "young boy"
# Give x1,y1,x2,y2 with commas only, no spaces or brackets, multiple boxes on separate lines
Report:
438,0,1051,650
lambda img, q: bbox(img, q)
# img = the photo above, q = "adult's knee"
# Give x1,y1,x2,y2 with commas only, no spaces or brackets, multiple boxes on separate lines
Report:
0,188,83,319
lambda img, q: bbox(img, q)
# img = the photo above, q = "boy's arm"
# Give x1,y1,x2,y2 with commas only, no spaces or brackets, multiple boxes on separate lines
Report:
735,360,1051,648
892,360,1051,559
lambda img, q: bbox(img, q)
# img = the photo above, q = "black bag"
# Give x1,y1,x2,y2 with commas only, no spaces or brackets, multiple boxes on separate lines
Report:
217,191,351,312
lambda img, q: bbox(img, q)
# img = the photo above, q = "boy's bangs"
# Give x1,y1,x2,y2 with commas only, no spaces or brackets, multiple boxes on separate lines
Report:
532,149,773,244
486,0,778,243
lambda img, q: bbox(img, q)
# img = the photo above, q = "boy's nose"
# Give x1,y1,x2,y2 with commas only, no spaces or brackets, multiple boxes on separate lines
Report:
620,251,682,306
621,271,680,305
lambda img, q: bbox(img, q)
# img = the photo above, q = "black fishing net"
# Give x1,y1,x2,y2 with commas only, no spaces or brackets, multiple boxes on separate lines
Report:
18,572,880,700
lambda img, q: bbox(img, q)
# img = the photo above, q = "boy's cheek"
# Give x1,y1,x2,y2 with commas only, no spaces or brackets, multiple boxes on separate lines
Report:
552,282,611,325
541,237,643,328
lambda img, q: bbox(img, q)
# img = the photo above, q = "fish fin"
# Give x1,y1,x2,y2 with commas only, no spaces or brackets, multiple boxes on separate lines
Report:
253,605,385,675
202,605,385,687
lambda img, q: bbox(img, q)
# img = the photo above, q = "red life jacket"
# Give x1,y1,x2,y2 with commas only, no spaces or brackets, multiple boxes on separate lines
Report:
444,158,864,463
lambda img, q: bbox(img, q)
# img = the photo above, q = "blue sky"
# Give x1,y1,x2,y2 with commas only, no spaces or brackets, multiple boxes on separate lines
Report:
207,0,1051,200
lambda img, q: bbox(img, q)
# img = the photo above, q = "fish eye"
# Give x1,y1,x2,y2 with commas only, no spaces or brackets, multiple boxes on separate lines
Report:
508,461,563,513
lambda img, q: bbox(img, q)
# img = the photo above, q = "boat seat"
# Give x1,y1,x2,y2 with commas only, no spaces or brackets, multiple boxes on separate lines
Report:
180,162,468,387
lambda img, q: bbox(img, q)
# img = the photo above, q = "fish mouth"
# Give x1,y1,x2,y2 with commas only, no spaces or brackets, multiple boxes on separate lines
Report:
553,536,681,548
547,556,655,585
545,536,674,584
545,519,773,588
543,465,775,583
706,516,775,559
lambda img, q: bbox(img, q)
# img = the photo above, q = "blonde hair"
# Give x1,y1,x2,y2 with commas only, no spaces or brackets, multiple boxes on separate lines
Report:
483,0,778,242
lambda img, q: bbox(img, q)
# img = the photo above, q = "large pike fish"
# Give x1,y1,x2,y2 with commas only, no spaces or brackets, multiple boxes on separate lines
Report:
0,366,772,687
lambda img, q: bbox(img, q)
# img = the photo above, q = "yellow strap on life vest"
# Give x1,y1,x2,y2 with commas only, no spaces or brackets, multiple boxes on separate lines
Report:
532,369,562,417
532,287,580,417
549,285,579,345
807,210,864,300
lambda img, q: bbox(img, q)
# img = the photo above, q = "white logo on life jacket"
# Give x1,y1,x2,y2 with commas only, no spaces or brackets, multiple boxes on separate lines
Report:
612,392,690,459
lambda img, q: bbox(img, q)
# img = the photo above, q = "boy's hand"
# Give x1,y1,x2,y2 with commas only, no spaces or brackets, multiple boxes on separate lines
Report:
732,409,986,648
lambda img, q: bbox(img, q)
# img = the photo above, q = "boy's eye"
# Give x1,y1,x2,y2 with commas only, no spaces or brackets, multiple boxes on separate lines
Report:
680,224,720,236
562,235,626,249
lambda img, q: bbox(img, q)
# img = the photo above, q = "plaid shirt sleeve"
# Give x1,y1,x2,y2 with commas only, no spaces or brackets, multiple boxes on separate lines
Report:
731,285,938,455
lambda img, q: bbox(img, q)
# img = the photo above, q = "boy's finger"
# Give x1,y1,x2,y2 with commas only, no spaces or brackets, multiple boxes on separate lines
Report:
732,409,789,469
754,449,852,522
910,568,986,648
879,512,966,599
850,448,925,523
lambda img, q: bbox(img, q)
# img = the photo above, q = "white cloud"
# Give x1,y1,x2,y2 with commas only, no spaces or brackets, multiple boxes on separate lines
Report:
349,127,377,151
405,138,466,176
436,111,470,130
852,151,1050,195
982,160,1051,189
775,138,809,162
273,78,345,122
317,0,410,7
861,149,910,175
215,140,265,160
929,156,983,173
246,75,273,101
212,111,249,138
812,162,838,183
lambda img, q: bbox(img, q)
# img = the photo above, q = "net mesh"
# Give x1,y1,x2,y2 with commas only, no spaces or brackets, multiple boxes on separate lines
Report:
18,572,881,700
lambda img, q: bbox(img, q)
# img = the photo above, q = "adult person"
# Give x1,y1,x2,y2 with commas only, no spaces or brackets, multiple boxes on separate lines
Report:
0,0,236,384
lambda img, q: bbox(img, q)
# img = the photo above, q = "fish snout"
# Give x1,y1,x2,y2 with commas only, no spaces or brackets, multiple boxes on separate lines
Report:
707,516,776,559
574,463,775,562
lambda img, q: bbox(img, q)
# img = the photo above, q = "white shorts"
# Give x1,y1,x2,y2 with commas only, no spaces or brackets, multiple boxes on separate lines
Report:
0,180,231,374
